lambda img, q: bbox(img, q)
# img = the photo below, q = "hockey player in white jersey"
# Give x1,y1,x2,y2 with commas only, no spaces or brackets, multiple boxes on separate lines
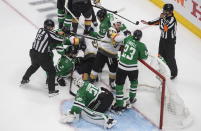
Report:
76,37,98,81
89,18,130,90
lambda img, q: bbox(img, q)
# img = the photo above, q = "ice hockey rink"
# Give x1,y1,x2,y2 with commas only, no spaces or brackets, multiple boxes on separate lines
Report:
0,0,201,131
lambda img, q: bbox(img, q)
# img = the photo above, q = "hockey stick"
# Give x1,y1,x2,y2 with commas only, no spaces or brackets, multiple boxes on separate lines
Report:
114,13,139,25
70,32,111,43
64,0,85,29
93,5,139,25
69,71,76,96
92,5,125,14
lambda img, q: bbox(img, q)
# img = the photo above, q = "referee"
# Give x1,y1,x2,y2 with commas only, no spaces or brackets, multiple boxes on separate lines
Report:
141,3,178,79
21,19,63,97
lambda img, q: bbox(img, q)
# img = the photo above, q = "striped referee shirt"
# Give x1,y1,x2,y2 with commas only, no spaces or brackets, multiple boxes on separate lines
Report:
32,28,63,53
148,14,177,39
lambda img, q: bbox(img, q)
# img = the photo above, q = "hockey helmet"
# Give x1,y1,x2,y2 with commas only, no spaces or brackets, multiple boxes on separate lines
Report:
111,18,122,31
107,27,117,38
73,78,84,88
133,29,142,41
111,18,122,26
44,19,55,30
163,3,174,13
66,46,78,58
96,9,107,21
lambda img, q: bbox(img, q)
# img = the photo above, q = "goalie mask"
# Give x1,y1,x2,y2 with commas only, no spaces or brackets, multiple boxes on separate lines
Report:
73,78,84,88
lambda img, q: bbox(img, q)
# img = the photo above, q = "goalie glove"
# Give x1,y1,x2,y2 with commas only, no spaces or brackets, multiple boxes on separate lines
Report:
60,111,79,124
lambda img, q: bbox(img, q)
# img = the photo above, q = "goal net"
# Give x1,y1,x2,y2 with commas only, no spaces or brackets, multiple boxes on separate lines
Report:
132,55,193,130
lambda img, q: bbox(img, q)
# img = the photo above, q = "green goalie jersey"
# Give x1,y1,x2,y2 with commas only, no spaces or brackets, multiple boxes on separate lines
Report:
118,35,148,71
70,82,102,114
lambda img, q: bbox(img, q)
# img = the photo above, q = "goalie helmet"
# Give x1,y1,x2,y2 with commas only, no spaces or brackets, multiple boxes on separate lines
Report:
73,78,84,88
44,19,55,30
97,9,107,21
163,3,174,12
133,29,142,41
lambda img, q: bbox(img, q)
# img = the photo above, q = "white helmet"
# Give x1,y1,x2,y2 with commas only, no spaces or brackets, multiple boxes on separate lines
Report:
108,27,117,35
73,78,84,88
111,18,122,26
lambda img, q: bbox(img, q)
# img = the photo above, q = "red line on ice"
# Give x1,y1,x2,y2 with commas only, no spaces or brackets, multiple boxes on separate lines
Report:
2,0,39,29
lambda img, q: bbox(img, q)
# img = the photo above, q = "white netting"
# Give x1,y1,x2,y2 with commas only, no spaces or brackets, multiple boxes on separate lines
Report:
137,55,193,130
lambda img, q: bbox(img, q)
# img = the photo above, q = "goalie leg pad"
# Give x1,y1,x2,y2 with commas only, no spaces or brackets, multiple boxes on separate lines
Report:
60,110,79,124
81,107,116,129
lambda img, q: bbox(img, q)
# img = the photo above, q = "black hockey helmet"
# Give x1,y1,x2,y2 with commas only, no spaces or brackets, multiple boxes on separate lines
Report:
163,3,174,12
96,9,107,21
44,19,55,30
133,29,142,41
65,45,78,58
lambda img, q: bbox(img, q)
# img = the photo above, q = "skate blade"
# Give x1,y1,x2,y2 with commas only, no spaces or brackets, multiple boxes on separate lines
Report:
19,83,28,87
48,92,59,97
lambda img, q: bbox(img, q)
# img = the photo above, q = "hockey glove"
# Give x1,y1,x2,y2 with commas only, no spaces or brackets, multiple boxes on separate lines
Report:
60,111,79,123
78,36,86,51
84,27,94,35
62,26,71,36
65,46,78,56
57,77,66,86
75,57,84,70
123,30,131,36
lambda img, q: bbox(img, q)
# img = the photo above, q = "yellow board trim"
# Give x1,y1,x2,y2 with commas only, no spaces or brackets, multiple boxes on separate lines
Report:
150,0,201,38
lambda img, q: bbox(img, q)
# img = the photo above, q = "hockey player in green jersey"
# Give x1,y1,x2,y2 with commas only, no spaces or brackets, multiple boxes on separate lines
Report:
60,78,117,129
110,30,148,112
55,35,86,86
56,45,78,86
89,9,127,39
88,9,130,89
57,0,72,31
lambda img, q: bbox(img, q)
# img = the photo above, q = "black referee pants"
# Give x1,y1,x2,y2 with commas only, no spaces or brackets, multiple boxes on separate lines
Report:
159,38,178,77
22,49,56,92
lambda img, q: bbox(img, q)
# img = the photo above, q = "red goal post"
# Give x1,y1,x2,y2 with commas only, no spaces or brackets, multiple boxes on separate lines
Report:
137,56,193,130
139,59,166,129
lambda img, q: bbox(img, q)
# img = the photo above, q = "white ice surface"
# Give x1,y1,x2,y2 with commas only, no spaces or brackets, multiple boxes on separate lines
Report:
0,0,201,131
